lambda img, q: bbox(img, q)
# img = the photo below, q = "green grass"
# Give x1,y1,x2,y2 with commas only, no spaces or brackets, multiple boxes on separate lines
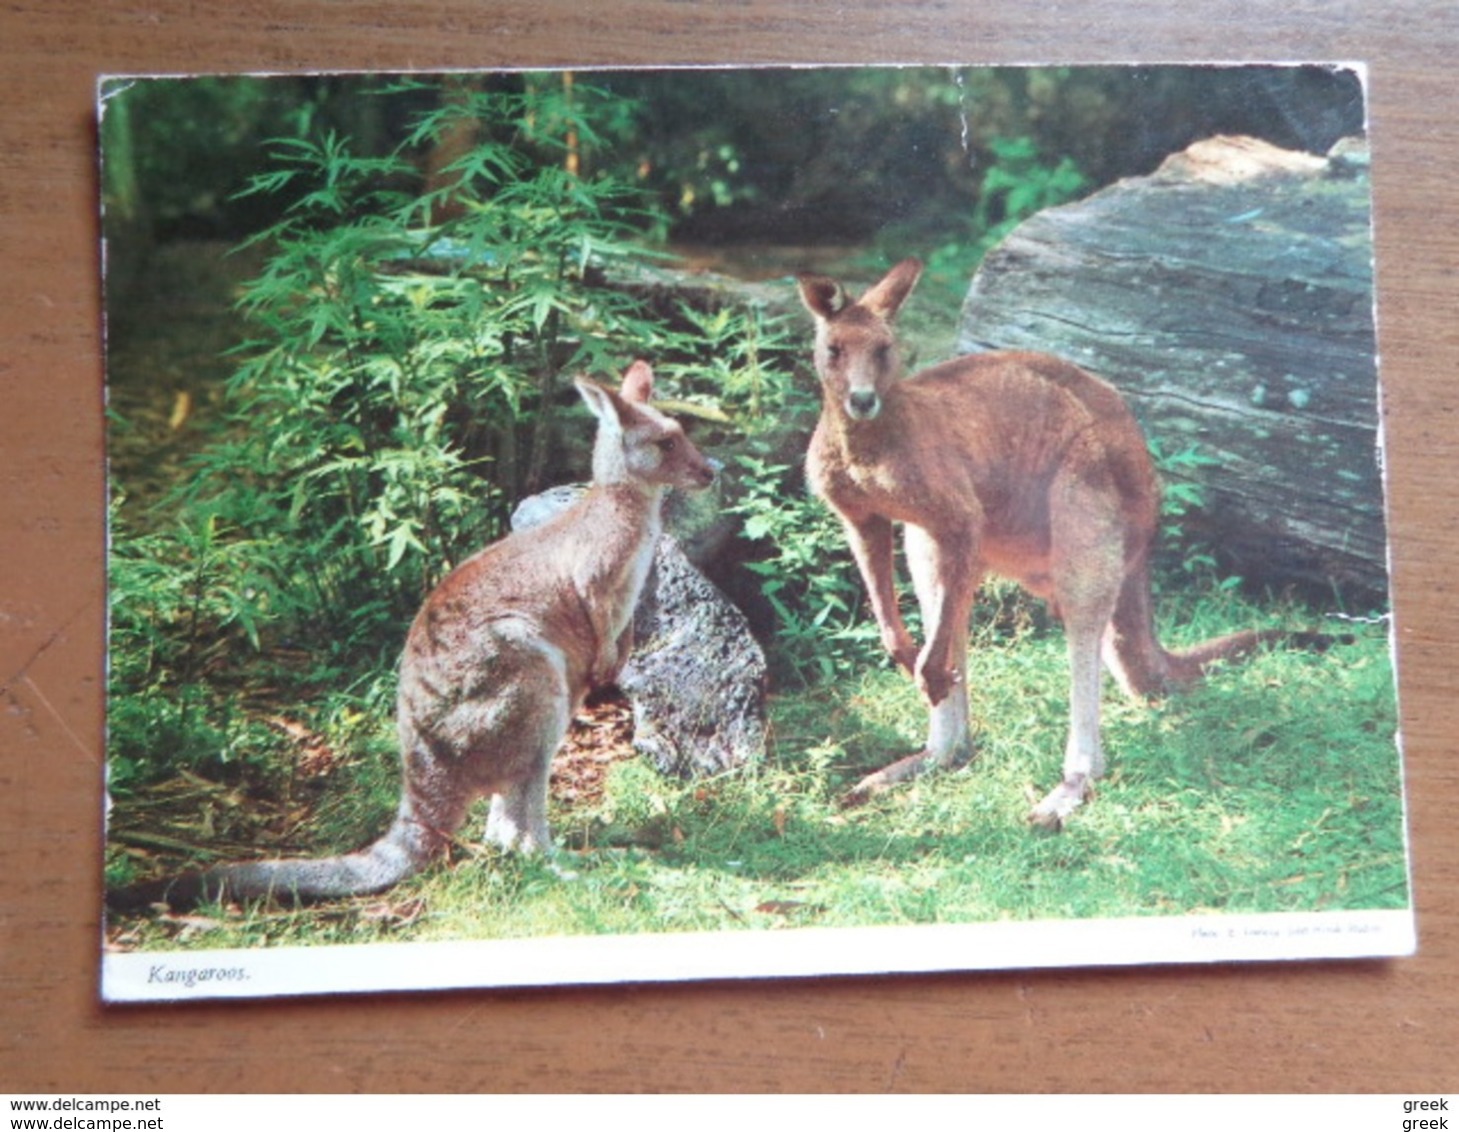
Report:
106,588,1407,953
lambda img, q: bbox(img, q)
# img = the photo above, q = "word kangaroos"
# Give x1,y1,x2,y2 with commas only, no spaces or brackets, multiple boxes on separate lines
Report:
798,257,1310,828
112,360,715,910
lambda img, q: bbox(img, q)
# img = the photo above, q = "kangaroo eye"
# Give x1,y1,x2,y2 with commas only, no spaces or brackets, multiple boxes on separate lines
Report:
656,436,677,453
874,343,891,364
826,344,843,362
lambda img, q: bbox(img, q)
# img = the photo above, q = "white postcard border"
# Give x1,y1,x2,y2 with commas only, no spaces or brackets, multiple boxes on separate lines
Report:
102,907,1415,1003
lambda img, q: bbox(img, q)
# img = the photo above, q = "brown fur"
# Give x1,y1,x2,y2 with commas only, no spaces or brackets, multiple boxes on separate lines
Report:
798,258,1295,827
109,361,715,910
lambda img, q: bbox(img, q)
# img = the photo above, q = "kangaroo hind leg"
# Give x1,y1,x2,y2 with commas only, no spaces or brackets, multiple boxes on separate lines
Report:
1029,493,1125,830
478,638,574,856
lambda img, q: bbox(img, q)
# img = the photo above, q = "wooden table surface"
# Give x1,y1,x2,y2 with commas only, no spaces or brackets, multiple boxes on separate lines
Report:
3,0,1456,1094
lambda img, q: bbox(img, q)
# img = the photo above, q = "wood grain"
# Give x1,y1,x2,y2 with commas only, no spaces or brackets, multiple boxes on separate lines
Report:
3,0,1456,1094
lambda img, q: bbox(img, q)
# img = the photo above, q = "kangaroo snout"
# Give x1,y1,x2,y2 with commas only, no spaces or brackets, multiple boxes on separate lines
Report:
661,438,716,491
846,389,882,420
686,454,718,489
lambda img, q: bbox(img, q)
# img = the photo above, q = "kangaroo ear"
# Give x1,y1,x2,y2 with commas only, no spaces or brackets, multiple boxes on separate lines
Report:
575,377,621,423
619,359,655,405
860,257,923,321
797,273,845,321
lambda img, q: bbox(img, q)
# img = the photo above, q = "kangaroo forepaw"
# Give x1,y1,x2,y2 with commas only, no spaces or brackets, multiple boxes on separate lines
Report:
914,662,961,707
888,642,919,677
1027,776,1094,831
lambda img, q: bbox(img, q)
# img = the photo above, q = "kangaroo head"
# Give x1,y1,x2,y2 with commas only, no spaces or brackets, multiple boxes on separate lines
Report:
575,361,716,492
797,257,923,422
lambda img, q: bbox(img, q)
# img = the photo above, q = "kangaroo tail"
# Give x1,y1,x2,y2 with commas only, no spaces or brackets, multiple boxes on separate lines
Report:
106,802,448,913
1157,627,1344,688
1104,562,1348,698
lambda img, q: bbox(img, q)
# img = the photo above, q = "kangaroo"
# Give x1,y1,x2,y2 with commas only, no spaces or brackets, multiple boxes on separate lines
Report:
109,360,715,910
798,257,1309,828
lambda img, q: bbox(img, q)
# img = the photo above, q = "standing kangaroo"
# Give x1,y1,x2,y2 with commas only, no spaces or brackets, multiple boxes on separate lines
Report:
798,257,1301,828
111,360,715,910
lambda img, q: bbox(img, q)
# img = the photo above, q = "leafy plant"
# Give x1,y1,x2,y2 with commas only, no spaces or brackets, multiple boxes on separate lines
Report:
972,135,1088,238
157,77,674,663
653,300,807,428
727,453,884,685
1147,436,1228,586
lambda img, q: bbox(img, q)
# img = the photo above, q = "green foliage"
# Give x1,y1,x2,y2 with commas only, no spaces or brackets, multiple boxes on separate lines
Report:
1146,437,1229,586
727,454,883,686
100,75,315,235
653,301,808,428
971,135,1089,239
151,78,676,663
108,498,290,789
103,66,1366,255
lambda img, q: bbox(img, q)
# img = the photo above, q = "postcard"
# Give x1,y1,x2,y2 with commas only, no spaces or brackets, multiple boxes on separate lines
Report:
99,63,1410,1002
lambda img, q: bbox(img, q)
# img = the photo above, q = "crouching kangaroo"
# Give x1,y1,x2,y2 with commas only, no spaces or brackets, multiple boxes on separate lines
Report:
109,360,715,911
798,257,1323,829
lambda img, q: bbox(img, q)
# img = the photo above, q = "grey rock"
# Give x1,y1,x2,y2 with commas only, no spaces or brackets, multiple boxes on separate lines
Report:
511,486,767,777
